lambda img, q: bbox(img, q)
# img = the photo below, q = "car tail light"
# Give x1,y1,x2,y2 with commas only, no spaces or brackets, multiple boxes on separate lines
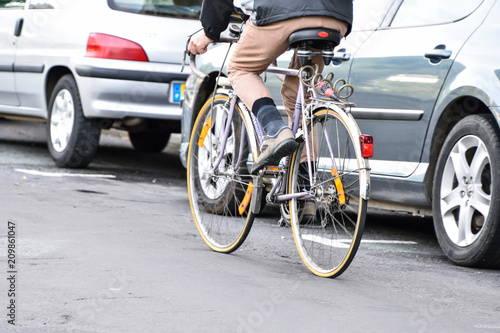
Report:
85,33,148,62
360,135,373,158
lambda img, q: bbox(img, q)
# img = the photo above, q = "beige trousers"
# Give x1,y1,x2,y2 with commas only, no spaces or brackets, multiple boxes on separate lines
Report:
227,16,348,162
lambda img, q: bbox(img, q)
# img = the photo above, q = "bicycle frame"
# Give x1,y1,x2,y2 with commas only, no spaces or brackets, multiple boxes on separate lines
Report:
207,65,314,202
206,63,369,208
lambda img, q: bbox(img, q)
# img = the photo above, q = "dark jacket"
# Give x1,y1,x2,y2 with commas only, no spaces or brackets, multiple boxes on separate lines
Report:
201,0,353,41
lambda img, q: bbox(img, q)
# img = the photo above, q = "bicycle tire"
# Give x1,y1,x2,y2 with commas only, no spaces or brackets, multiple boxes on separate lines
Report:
288,107,369,278
187,93,255,253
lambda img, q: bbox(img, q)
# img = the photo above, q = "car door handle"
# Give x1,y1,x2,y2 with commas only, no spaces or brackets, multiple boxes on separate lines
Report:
425,45,452,63
330,48,351,65
332,48,351,61
14,18,24,37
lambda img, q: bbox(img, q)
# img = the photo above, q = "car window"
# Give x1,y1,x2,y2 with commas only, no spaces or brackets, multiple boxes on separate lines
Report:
108,0,202,18
391,0,485,28
352,0,395,31
0,0,25,9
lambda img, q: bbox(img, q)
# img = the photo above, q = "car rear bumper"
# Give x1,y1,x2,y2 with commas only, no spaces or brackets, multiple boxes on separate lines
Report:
74,58,189,120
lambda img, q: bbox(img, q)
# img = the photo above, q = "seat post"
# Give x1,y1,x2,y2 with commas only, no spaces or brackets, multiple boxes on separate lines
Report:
297,43,312,67
297,43,335,67
322,48,334,66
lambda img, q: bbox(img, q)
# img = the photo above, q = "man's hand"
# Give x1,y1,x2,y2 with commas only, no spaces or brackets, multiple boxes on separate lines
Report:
188,30,214,55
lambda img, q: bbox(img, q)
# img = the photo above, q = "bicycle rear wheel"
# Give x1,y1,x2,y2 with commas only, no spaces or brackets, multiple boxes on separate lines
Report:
187,93,254,253
288,107,369,277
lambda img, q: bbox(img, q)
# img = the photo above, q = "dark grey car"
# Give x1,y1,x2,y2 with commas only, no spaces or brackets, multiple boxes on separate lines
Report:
180,0,500,268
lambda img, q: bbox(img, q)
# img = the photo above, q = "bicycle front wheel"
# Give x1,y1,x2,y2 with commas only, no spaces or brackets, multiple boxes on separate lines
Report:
289,107,369,278
187,93,255,253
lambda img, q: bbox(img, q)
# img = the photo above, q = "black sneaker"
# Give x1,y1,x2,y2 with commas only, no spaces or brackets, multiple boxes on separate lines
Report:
250,127,297,175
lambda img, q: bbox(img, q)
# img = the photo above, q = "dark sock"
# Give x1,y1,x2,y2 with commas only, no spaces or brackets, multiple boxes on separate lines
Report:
252,97,285,136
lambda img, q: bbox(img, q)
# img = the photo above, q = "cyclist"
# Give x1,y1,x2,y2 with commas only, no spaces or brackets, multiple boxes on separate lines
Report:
189,0,353,222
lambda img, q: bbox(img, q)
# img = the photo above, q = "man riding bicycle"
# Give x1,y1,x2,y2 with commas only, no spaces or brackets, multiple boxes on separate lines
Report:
188,0,353,222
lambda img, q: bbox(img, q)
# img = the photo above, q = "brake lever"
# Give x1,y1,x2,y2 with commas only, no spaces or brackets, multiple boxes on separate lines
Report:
181,36,191,73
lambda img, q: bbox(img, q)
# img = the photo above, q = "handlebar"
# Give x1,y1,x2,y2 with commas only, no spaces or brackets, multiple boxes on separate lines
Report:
190,53,209,82
188,35,239,82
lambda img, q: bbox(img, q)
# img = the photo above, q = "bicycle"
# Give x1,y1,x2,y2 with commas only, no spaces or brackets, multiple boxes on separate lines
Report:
185,27,372,278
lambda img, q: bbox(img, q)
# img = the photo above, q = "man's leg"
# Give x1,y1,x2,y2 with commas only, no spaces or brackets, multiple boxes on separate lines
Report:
228,20,290,136
228,20,289,113
228,21,296,174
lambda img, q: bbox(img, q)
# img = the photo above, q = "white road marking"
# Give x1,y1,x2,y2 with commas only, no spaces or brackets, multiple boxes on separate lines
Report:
15,169,116,179
361,240,418,244
474,325,500,330
301,234,417,248
301,234,350,248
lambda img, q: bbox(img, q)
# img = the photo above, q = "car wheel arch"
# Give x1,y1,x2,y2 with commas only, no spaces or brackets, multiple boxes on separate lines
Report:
425,96,492,201
45,66,74,112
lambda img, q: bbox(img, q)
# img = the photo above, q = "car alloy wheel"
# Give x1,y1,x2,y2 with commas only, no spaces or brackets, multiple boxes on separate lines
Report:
439,134,490,246
50,89,75,153
433,114,500,268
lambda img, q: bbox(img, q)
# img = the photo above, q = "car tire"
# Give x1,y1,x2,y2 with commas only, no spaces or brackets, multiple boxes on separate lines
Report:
433,114,500,268
128,129,170,153
47,74,101,168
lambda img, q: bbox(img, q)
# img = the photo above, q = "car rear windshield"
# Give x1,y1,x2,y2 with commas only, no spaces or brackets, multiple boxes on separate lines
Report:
108,0,202,19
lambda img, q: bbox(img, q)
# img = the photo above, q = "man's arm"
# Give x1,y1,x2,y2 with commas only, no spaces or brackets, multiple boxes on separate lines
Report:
189,0,233,55
201,0,234,41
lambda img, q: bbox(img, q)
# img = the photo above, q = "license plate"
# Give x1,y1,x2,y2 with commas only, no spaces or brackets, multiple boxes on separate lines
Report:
171,82,185,103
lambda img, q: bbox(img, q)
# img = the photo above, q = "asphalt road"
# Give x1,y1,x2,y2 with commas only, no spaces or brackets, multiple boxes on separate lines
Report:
0,119,499,333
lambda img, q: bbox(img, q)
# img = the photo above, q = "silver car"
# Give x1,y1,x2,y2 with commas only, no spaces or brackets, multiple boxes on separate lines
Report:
0,0,201,167
180,0,500,268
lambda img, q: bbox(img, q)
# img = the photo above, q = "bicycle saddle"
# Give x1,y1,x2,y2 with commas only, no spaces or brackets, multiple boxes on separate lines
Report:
288,28,341,50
